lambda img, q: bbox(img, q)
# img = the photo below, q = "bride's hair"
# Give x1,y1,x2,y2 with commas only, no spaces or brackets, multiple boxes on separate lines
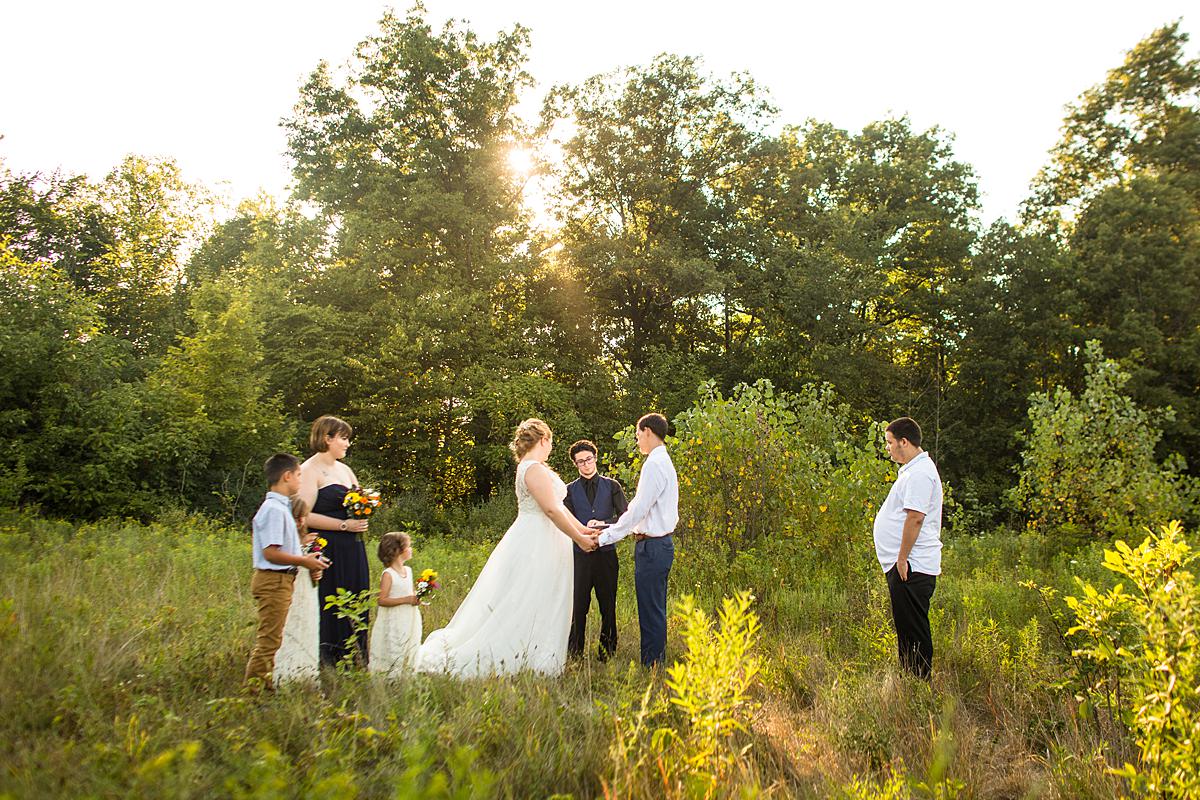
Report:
510,418,552,461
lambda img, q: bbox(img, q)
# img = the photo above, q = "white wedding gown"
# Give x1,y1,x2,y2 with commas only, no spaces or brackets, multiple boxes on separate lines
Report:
415,459,574,677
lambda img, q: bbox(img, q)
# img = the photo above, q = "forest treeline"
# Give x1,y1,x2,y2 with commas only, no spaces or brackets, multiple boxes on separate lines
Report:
1,9,1197,523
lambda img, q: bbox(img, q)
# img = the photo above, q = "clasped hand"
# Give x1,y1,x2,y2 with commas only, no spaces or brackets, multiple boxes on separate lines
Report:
577,532,600,552
304,554,331,581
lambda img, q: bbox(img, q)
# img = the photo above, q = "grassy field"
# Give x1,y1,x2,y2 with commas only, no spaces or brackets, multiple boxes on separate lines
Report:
0,505,1135,799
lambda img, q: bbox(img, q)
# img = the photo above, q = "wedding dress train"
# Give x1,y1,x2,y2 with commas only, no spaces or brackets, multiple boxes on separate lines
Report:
415,459,573,677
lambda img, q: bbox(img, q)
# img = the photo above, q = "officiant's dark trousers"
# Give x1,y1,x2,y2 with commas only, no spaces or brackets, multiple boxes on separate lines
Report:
569,547,619,659
634,535,674,667
886,564,937,679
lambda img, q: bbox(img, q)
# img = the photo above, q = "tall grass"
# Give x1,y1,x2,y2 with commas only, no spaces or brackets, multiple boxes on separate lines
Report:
1,510,1129,798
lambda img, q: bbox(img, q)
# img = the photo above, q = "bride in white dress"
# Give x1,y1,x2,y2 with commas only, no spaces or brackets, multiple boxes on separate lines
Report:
416,418,598,677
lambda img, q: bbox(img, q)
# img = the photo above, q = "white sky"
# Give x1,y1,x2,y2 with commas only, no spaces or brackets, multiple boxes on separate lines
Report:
1,1,1194,225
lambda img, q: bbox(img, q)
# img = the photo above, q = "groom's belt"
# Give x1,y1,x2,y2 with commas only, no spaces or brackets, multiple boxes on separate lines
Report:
633,532,672,542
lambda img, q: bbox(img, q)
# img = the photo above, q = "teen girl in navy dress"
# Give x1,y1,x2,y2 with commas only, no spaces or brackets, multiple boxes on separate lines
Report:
298,415,371,666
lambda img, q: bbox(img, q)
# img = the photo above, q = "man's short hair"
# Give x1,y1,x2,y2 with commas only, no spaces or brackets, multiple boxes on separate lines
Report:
264,453,301,486
569,440,598,461
638,413,669,441
886,417,922,448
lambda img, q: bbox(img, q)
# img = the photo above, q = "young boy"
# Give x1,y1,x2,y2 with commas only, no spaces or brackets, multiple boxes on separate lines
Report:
244,453,328,689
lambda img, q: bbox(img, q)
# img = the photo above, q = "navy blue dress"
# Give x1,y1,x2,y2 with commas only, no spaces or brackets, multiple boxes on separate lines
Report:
312,483,371,666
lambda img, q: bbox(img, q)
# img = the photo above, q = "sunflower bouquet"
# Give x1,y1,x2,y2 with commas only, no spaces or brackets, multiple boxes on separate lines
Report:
415,568,440,604
342,487,381,519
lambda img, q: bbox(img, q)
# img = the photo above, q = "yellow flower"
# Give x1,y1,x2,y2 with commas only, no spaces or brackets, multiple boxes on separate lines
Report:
317,537,328,547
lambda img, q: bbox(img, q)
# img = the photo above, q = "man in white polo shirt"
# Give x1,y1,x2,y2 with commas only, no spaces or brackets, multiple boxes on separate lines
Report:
873,416,943,679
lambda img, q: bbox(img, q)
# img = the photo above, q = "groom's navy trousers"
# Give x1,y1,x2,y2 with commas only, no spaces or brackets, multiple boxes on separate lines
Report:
634,535,674,667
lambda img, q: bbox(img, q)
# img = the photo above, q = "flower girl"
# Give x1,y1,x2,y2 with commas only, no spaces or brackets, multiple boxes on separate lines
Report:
275,497,322,684
369,532,422,676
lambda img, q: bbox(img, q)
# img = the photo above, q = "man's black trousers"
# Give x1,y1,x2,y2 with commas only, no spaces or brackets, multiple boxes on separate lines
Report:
886,564,937,679
569,547,618,659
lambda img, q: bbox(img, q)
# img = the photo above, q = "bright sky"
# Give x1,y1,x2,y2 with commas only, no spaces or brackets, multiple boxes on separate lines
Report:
1,1,1194,225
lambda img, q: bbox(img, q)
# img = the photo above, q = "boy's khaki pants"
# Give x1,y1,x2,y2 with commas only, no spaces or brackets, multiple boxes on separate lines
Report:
244,569,296,688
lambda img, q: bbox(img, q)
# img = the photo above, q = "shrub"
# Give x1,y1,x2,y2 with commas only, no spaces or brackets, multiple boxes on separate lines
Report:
1012,341,1195,540
609,380,845,557
1061,521,1200,797
665,592,762,784
609,380,892,601
601,591,764,797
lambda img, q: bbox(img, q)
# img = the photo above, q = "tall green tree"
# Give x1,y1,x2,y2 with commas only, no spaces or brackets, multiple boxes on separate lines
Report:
0,164,114,293
1068,177,1200,455
92,156,208,357
1026,21,1200,232
544,54,773,417
748,118,980,450
940,222,1079,515
0,244,160,515
183,196,347,427
1024,23,1200,462
285,6,570,501
145,278,295,519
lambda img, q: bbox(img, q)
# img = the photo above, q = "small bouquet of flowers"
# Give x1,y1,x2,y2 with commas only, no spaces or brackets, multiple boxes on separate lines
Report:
342,486,381,519
304,535,330,584
415,568,440,604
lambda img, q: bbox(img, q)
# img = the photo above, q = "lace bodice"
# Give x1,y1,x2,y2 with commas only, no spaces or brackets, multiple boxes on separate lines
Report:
516,459,566,514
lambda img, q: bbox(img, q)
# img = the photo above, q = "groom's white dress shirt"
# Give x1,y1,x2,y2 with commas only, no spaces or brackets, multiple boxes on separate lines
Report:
597,445,678,546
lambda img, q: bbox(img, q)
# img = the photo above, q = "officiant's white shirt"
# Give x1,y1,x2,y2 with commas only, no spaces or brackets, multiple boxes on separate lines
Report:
598,445,678,546
873,451,943,575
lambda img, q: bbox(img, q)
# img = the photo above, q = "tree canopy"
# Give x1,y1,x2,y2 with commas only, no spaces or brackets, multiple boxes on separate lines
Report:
2,13,1197,529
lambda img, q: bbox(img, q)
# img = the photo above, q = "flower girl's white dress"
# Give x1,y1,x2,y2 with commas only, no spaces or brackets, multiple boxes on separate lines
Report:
275,567,319,684
369,566,422,675
415,459,573,677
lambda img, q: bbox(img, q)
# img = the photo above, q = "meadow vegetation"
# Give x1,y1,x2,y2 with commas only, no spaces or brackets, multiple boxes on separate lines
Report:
4,374,1197,798
3,7,1199,798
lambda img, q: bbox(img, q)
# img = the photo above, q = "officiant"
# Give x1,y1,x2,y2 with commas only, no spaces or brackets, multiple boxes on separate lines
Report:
563,440,628,661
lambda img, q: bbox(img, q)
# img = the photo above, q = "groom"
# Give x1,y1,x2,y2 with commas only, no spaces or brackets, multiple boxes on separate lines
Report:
595,414,678,667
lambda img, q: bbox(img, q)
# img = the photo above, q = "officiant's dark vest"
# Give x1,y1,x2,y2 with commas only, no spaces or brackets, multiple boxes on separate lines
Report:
567,476,617,553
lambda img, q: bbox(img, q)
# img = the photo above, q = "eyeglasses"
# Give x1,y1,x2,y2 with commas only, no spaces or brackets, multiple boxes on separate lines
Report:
574,455,596,466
